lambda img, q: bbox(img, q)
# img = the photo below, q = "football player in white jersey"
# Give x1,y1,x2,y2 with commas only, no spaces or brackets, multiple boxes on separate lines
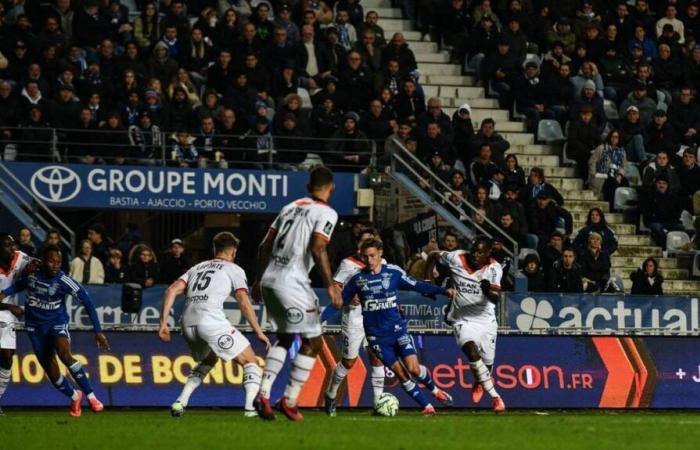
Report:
252,166,343,421
158,232,271,417
324,228,387,416
426,236,506,412
0,233,33,415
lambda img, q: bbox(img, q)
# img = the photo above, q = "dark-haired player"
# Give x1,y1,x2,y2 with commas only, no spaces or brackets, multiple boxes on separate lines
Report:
159,232,270,417
0,233,33,415
252,166,343,421
426,236,506,412
0,245,109,417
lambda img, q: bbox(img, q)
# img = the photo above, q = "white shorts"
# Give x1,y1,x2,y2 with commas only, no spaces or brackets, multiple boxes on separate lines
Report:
182,319,250,362
0,321,17,350
341,326,366,360
262,284,321,338
453,317,498,365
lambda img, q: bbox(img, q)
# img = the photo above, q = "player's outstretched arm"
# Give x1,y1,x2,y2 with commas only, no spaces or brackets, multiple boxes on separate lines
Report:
159,280,185,343
252,229,275,303
234,289,271,350
310,235,342,308
398,273,449,298
72,281,110,351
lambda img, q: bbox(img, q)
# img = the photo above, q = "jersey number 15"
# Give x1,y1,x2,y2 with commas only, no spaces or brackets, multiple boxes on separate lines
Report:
191,270,215,292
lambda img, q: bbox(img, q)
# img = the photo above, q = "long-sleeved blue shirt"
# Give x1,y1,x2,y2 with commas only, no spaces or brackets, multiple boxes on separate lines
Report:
3,271,102,332
342,264,447,339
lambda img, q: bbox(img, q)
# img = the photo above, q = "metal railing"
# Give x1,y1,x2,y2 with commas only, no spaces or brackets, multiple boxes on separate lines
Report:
0,161,76,252
0,126,378,171
388,138,519,269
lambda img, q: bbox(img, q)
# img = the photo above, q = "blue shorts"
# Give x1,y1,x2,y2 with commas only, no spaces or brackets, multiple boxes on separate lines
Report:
26,322,70,362
367,331,417,367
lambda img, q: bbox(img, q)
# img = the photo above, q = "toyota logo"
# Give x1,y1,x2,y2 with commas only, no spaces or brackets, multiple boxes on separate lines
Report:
30,166,82,203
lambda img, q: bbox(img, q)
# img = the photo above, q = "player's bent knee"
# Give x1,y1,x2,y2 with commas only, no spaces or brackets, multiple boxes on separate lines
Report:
341,358,357,369
236,346,258,366
461,341,481,361
0,358,11,370
301,336,323,355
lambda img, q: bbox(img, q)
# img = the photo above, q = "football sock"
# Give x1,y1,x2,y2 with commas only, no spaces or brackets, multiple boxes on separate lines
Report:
417,365,438,394
401,379,430,409
326,361,349,399
371,365,385,404
177,363,212,407
69,361,94,396
243,363,262,411
0,367,10,400
283,353,316,407
54,375,79,400
470,359,499,399
260,345,287,400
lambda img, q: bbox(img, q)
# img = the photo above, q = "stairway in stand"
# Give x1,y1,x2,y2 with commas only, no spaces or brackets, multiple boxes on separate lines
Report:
370,0,700,294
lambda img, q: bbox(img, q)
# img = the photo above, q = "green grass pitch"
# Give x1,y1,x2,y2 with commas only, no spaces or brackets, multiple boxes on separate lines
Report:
3,409,700,450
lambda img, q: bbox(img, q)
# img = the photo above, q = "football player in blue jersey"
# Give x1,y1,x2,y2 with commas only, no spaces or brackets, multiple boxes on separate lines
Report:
339,237,456,416
0,245,109,417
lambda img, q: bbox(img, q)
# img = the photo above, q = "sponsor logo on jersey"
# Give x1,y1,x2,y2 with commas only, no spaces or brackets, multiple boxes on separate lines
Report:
218,334,234,349
187,294,209,304
272,255,290,266
323,221,334,235
363,297,397,312
286,307,304,324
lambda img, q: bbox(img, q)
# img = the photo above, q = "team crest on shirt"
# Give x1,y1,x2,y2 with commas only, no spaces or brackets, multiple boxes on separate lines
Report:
286,307,304,324
48,284,58,296
381,273,392,290
218,334,234,349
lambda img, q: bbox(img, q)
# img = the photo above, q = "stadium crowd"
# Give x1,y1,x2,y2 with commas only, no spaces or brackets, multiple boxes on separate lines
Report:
1,0,700,294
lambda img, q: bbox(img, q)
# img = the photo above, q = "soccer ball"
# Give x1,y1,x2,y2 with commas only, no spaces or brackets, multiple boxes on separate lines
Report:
374,393,399,417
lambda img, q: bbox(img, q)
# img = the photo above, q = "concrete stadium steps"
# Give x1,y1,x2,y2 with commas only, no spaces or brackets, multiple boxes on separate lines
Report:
379,18,413,31
616,268,689,280
415,53,451,63
548,178,584,190
507,145,557,156
423,86,484,99
424,75,475,85
522,167,577,178
364,0,391,6
416,63,462,75
616,245,663,257
572,212,625,223
560,190,598,200
372,7,403,18
612,256,681,269
622,279,700,294
575,223,637,235
406,41,439,53
514,155,560,167
564,200,610,212
438,97,500,108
